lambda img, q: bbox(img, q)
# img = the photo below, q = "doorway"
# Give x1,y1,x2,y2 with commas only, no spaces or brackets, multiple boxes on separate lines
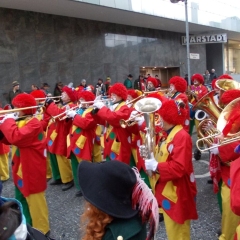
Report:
140,66,180,87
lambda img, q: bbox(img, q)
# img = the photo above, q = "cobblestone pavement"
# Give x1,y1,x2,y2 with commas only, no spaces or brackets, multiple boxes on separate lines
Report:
2,133,221,240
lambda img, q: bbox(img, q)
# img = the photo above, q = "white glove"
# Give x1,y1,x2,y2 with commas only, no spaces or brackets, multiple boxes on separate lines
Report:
93,101,105,109
94,95,102,101
130,111,144,126
210,144,219,155
1,112,19,123
66,110,77,119
139,145,148,159
145,153,158,171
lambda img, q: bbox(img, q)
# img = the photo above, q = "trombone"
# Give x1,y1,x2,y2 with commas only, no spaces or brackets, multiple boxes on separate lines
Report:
35,96,62,101
0,106,39,116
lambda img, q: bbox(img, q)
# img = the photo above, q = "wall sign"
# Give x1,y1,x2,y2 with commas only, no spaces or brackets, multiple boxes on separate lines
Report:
190,53,200,59
182,33,227,45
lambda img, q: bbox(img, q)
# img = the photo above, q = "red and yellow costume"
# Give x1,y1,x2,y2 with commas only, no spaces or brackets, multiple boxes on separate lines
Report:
67,91,99,190
92,83,131,164
0,94,49,234
150,99,198,240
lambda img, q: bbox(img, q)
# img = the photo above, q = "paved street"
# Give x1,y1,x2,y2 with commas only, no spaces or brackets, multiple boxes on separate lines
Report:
2,133,221,240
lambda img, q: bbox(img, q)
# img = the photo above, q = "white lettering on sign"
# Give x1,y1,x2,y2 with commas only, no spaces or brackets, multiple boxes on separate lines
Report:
182,33,227,45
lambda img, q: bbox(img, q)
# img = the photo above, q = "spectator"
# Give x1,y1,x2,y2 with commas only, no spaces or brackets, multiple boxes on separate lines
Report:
41,83,51,96
210,69,217,81
53,82,64,104
155,75,162,88
134,75,146,91
94,78,106,96
31,84,39,91
184,74,189,86
203,70,211,85
104,76,112,96
78,79,88,92
124,74,133,89
8,81,22,105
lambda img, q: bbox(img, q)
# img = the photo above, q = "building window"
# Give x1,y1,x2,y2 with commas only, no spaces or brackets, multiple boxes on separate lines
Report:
225,40,240,74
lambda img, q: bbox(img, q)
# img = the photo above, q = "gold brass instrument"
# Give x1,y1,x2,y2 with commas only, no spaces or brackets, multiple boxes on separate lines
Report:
196,97,240,152
135,97,162,176
216,79,240,108
193,91,222,122
0,106,39,116
52,105,79,122
35,96,62,101
119,113,143,128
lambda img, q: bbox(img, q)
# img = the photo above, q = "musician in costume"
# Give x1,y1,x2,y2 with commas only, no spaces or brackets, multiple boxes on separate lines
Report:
65,91,99,197
168,76,190,132
91,83,132,164
146,77,158,91
30,90,52,180
142,98,198,240
78,160,159,240
0,93,50,236
45,86,76,191
210,91,240,240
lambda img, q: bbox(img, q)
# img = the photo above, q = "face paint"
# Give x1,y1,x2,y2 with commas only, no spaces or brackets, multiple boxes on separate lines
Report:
193,80,199,85
169,84,175,93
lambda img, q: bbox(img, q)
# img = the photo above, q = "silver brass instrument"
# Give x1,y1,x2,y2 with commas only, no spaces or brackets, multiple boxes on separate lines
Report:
135,97,162,176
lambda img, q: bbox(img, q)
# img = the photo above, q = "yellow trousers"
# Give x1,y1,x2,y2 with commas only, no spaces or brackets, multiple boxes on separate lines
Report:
93,143,102,163
163,210,190,240
0,153,9,181
26,192,50,234
235,224,240,240
219,182,240,240
46,153,52,179
55,154,73,183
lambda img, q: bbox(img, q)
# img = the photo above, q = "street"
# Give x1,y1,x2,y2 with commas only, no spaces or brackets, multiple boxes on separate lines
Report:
2,133,221,240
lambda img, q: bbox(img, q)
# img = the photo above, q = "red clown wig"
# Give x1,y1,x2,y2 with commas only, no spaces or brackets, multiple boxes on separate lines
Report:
218,74,233,80
221,89,240,105
159,99,186,125
109,83,128,100
191,74,204,84
12,93,37,115
169,76,187,93
147,77,158,88
127,90,139,99
30,90,46,99
62,86,78,102
78,91,95,102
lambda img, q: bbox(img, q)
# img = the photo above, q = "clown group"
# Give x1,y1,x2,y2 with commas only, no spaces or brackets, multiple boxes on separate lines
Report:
1,73,240,240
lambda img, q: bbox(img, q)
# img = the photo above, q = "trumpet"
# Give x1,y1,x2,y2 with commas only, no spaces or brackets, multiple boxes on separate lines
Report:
119,113,143,128
52,105,79,122
0,106,39,116
35,96,62,101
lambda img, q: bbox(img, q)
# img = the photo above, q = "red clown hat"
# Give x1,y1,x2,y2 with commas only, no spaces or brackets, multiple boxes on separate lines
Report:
169,76,187,93
191,74,204,84
78,91,95,102
109,83,128,100
12,93,37,115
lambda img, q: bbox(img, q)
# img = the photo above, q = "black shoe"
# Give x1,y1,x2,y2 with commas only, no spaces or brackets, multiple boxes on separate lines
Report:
207,179,213,184
45,231,56,240
194,149,201,161
49,179,62,185
159,213,164,222
75,190,83,197
62,180,74,191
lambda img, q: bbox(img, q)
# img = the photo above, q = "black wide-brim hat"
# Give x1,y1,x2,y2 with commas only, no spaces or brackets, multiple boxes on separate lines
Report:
78,161,138,219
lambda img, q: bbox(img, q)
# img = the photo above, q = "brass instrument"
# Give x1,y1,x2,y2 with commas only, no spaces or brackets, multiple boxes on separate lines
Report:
196,97,240,152
52,105,79,122
193,91,222,122
135,97,162,176
216,79,240,108
119,113,143,128
35,96,62,101
0,106,39,116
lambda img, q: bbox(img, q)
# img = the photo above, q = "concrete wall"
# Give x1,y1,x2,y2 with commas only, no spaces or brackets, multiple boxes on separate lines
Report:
0,8,206,105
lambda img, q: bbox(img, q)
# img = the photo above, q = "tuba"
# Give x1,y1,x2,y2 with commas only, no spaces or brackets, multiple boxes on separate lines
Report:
193,90,222,122
135,97,162,176
196,97,240,152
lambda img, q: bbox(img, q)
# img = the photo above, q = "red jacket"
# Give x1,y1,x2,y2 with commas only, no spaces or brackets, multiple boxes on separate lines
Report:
218,141,240,188
45,102,75,156
155,126,198,224
190,84,208,104
67,108,97,160
93,102,131,164
0,118,47,197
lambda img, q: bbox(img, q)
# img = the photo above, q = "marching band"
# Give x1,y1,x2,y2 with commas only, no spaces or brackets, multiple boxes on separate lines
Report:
1,73,240,240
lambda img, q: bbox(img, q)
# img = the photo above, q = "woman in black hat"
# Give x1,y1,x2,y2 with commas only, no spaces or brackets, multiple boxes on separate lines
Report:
78,161,159,240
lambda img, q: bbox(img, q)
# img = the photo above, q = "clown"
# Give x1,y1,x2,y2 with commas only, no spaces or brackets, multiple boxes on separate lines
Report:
65,91,100,197
92,83,132,164
0,93,50,235
146,77,158,92
45,86,77,191
142,98,198,240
